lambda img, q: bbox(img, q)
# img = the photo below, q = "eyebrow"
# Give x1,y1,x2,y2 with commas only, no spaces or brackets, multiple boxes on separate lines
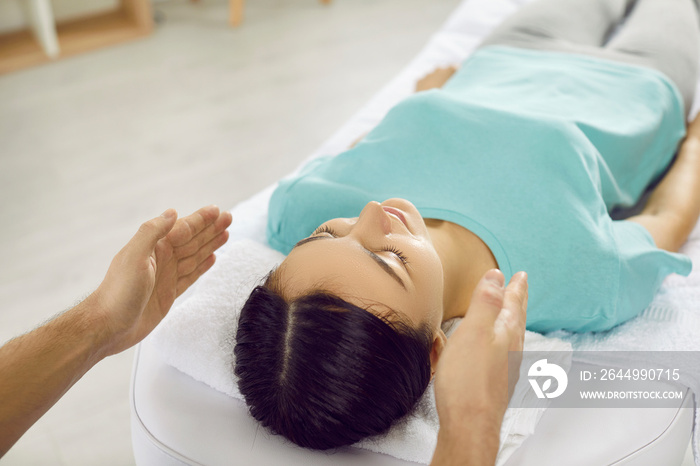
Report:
294,236,406,289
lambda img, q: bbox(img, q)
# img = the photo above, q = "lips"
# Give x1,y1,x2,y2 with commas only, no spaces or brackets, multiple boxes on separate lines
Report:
382,206,407,228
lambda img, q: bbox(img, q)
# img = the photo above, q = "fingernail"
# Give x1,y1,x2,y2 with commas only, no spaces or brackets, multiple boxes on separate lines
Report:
161,209,175,219
517,271,528,281
484,268,504,288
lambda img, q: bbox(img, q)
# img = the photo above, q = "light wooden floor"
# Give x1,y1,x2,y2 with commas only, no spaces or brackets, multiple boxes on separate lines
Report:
0,0,695,464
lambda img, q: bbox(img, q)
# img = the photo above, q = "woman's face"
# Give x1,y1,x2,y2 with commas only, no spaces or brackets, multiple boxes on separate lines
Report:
277,198,445,330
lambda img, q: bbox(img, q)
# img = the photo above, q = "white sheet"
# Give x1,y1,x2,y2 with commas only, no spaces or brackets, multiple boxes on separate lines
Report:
149,0,700,463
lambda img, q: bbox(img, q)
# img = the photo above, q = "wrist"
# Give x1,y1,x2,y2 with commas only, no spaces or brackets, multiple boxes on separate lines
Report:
431,405,503,466
73,292,119,362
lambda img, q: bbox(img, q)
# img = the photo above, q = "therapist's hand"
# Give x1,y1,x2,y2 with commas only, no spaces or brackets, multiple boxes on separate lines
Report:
93,205,232,356
431,269,528,466
0,205,233,457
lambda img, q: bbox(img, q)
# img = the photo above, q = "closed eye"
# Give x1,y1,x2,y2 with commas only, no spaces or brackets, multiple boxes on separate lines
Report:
292,229,408,289
381,245,409,266
309,225,409,269
312,225,336,237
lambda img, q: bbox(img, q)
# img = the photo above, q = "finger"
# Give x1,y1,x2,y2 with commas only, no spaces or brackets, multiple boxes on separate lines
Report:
177,254,217,296
496,272,528,349
167,205,220,248
177,230,229,276
462,269,506,330
502,272,528,325
127,209,178,259
174,210,232,258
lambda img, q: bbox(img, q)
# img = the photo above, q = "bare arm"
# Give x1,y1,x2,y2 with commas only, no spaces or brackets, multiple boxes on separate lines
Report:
0,206,232,456
627,115,700,252
431,270,528,466
0,298,105,456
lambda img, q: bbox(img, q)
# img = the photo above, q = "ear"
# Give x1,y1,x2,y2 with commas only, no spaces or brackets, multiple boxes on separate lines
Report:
429,328,448,380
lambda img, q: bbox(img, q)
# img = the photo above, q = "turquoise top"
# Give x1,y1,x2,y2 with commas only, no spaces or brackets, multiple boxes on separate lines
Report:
266,46,692,333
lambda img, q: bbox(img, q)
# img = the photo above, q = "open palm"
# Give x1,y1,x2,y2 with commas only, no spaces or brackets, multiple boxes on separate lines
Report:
94,206,232,356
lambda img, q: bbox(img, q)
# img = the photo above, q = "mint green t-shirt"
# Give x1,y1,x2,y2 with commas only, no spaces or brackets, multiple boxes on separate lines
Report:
266,46,692,333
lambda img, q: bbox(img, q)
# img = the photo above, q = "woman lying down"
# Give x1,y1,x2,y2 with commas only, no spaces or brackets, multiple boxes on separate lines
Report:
235,0,700,451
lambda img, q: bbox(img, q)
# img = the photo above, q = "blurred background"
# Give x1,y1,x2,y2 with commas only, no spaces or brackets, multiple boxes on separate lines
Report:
0,0,460,463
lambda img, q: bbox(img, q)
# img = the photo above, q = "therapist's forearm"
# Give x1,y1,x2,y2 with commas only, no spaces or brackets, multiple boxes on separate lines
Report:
0,294,110,457
431,411,501,466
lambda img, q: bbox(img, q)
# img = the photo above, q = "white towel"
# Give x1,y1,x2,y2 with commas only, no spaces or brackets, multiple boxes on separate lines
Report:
149,235,571,465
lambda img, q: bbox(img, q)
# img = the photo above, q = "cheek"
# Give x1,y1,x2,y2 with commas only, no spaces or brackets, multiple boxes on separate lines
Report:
410,242,444,288
419,251,445,315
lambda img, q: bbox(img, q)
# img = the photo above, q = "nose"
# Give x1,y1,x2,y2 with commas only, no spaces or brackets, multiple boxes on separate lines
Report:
352,201,392,238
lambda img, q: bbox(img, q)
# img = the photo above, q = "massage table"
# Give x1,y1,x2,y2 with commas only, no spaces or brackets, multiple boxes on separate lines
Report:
131,342,693,465
131,0,699,464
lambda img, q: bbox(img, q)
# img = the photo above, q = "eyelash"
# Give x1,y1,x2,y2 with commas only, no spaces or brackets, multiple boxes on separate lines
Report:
313,225,409,265
313,225,336,236
382,245,409,265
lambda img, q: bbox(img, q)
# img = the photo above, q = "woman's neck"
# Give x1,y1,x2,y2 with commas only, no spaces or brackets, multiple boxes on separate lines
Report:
425,219,498,321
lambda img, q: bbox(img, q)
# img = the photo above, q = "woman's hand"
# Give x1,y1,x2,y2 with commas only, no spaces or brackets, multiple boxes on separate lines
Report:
626,113,700,252
686,111,700,141
415,66,459,92
92,205,233,356
431,269,528,466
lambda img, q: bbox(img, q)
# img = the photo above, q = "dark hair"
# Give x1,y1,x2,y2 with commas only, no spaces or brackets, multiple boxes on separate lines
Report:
233,270,433,450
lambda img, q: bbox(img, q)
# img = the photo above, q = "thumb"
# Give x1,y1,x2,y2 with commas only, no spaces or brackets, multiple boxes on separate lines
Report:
128,209,178,258
463,269,506,330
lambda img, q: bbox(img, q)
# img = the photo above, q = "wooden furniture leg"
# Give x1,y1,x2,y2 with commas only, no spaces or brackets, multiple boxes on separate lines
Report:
229,0,244,26
215,0,333,28
122,0,154,32
24,0,60,58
